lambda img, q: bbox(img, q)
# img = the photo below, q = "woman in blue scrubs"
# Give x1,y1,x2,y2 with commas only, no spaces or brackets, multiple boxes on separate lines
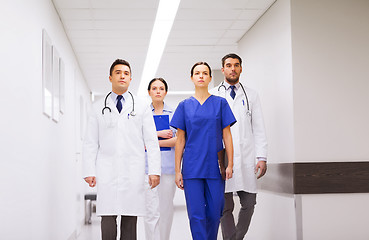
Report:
170,62,236,240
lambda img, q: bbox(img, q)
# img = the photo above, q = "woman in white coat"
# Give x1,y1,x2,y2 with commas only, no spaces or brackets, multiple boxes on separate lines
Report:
210,53,268,240
144,78,177,240
83,59,161,240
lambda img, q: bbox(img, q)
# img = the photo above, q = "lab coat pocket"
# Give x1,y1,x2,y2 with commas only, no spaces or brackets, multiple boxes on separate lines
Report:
102,112,119,128
120,113,142,132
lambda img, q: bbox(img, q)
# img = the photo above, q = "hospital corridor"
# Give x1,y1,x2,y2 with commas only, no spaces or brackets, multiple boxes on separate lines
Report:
77,189,239,240
1,0,369,239
77,190,193,240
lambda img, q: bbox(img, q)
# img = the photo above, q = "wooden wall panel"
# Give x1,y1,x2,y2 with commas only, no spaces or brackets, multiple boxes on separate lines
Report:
259,162,369,194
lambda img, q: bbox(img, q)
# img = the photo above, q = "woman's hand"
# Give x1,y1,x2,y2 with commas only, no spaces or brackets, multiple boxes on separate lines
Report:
175,172,184,190
225,166,233,180
157,130,173,139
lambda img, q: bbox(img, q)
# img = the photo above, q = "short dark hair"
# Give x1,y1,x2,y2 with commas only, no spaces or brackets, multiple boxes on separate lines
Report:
190,62,212,77
147,78,168,92
109,59,131,76
221,53,242,67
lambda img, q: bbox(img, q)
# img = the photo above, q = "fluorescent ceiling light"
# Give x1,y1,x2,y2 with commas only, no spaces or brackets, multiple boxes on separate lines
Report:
137,0,181,96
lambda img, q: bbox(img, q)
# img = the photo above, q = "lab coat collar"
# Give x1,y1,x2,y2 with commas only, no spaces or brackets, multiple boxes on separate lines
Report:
223,81,241,91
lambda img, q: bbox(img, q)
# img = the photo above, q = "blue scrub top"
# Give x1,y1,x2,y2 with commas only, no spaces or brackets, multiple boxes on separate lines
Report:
145,103,176,175
170,95,236,179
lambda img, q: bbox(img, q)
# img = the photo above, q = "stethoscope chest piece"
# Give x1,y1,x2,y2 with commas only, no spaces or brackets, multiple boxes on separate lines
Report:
130,111,136,116
102,106,111,115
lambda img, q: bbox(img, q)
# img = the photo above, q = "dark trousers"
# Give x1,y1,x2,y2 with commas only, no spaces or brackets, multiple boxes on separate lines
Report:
101,215,137,240
220,191,257,240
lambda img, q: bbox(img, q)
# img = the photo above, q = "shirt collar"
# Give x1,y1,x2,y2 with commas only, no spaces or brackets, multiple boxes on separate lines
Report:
150,102,172,113
223,81,240,91
110,91,129,102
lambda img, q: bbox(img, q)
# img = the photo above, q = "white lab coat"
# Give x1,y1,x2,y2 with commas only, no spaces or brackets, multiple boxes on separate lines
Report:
210,83,267,193
83,92,161,216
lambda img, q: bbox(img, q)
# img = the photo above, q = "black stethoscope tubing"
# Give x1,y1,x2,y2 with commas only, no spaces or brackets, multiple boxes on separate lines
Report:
218,81,250,113
102,91,136,116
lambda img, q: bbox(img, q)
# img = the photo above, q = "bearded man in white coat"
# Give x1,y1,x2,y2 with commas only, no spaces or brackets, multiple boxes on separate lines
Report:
210,53,268,240
83,59,161,240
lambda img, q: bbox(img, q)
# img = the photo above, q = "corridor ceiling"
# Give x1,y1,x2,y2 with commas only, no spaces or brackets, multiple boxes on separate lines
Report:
52,0,275,96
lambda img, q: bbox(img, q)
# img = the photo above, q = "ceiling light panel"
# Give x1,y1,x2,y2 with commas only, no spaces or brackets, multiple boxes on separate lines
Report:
137,0,181,96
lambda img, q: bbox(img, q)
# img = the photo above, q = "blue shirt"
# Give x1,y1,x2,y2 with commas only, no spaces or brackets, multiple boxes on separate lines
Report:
170,95,236,179
145,103,176,175
110,91,128,107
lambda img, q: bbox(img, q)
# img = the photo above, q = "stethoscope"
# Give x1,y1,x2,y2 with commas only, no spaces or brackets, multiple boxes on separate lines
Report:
102,91,136,117
218,81,251,117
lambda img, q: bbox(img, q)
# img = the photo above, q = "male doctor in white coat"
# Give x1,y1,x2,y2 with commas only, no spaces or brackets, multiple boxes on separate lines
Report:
210,53,268,240
83,59,161,240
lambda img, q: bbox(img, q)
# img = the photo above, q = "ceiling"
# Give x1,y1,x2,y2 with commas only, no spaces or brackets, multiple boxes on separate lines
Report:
52,0,275,96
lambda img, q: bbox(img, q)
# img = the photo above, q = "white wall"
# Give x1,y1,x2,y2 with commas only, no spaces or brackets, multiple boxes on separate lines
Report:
236,0,297,239
0,0,90,239
236,0,369,239
298,193,369,240
291,0,369,162
238,0,295,165
290,0,369,239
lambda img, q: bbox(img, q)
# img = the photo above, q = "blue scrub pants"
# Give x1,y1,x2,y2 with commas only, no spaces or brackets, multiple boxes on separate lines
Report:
183,178,225,240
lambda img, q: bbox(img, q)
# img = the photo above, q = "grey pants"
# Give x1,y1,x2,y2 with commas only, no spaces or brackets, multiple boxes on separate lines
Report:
101,215,137,240
220,191,257,240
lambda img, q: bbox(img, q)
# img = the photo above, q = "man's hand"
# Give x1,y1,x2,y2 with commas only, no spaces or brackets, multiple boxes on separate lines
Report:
149,175,160,189
255,161,267,179
157,130,173,139
84,176,96,187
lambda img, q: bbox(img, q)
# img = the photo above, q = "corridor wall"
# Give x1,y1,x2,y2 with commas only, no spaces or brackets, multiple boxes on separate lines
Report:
237,0,297,239
236,0,369,239
0,0,91,239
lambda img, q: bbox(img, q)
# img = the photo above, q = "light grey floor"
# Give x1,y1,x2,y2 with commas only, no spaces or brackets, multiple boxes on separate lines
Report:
76,189,230,240
77,189,193,240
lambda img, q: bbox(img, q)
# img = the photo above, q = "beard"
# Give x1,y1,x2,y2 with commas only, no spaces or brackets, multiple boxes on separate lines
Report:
225,76,239,84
